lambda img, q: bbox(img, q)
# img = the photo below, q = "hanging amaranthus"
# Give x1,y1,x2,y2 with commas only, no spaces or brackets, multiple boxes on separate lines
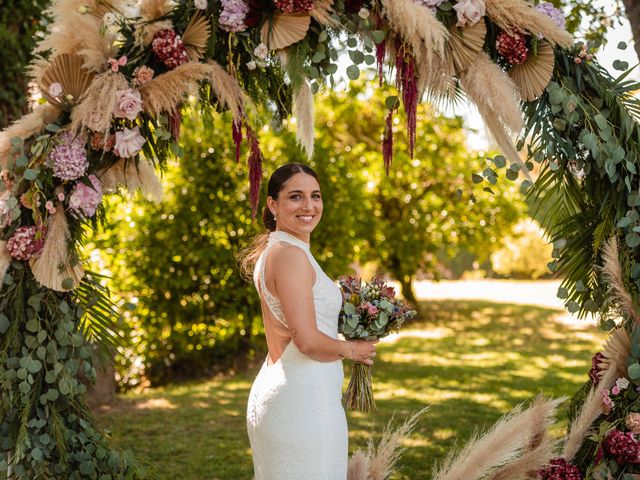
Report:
245,122,263,219
232,117,243,162
383,109,394,175
395,42,418,158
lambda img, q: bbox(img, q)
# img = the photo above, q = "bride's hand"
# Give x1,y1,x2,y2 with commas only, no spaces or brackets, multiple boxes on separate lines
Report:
345,339,378,366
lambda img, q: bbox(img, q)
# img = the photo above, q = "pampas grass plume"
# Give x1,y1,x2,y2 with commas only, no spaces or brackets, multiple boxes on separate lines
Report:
99,158,163,202
601,236,640,324
29,209,84,291
138,61,245,121
347,450,370,480
433,397,562,480
563,366,618,461
293,80,315,159
381,0,448,65
70,71,129,134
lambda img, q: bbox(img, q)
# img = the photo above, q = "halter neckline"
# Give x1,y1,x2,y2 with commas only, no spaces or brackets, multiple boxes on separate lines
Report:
269,230,311,249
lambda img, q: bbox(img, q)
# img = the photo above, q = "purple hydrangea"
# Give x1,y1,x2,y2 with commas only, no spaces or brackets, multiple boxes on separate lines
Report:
219,0,249,32
48,132,88,181
68,174,103,218
534,2,565,38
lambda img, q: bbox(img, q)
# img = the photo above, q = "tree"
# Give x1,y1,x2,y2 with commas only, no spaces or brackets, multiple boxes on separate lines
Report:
0,0,50,128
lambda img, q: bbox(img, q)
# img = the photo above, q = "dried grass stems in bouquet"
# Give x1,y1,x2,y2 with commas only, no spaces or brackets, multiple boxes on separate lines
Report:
338,275,416,412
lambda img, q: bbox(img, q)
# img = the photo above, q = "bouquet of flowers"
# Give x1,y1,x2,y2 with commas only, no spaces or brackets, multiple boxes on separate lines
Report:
338,275,417,411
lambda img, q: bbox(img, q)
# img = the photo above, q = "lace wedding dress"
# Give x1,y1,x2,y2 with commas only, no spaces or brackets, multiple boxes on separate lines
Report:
247,230,348,479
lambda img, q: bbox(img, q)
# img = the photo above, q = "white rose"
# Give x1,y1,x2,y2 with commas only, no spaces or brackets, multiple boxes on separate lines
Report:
48,82,63,98
246,60,257,70
103,12,118,26
114,126,146,158
616,377,630,390
453,0,485,27
195,0,208,9
254,43,269,60
358,7,370,19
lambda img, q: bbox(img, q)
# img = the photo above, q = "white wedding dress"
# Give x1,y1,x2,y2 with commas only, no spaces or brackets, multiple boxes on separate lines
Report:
247,230,348,479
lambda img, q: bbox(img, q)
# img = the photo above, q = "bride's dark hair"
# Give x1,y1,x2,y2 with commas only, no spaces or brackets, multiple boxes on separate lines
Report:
236,162,319,281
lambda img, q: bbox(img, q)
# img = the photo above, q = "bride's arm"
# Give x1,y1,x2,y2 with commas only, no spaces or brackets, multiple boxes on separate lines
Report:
271,244,377,365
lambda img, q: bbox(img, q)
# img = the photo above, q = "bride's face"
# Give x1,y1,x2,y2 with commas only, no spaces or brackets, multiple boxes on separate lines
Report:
269,172,323,236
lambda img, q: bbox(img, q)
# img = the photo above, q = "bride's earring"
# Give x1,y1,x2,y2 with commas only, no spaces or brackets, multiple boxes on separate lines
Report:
272,210,276,221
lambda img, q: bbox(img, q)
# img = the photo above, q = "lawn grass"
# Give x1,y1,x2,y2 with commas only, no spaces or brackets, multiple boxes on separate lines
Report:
95,300,606,479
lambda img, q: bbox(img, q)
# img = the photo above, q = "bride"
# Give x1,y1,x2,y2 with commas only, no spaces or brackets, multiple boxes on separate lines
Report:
238,163,378,479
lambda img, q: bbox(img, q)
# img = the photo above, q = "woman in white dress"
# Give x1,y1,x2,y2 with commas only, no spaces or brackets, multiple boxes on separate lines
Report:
238,163,378,480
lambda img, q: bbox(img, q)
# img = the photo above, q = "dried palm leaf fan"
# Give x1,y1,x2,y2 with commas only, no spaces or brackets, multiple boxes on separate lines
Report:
509,39,554,102
182,12,211,61
40,53,96,110
598,327,632,379
261,13,311,50
447,19,487,74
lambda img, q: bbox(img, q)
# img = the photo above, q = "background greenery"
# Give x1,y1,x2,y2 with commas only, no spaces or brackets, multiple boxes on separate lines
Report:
85,81,529,387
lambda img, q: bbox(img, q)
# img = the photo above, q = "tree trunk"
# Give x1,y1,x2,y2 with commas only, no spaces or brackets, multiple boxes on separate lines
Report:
623,0,640,61
398,274,418,306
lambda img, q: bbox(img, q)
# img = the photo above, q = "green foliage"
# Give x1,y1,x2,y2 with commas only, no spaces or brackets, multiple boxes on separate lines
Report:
0,265,142,478
0,0,50,128
521,47,640,319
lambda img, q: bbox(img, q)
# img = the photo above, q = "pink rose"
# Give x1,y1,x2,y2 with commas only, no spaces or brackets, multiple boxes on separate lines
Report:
612,385,621,395
453,0,485,26
114,126,146,158
134,66,155,86
68,175,103,218
114,89,143,121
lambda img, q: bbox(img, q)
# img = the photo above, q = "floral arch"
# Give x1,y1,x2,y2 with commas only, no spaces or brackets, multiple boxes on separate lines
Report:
1,0,640,477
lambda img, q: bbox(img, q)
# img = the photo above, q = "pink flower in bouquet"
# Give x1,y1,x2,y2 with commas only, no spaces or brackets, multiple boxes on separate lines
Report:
604,429,640,464
114,126,146,158
453,0,485,27
6,225,45,261
382,285,396,299
627,413,640,434
133,66,154,85
49,132,88,181
108,55,128,72
114,89,143,121
362,302,379,316
219,0,250,32
534,2,565,39
68,175,102,218
612,385,621,395
496,30,529,65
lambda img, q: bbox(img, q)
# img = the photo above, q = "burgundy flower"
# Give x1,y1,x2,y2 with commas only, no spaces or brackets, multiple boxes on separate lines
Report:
273,0,313,14
344,0,365,13
244,0,270,27
151,29,189,70
537,458,582,480
588,352,605,385
496,30,529,65
604,429,640,464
